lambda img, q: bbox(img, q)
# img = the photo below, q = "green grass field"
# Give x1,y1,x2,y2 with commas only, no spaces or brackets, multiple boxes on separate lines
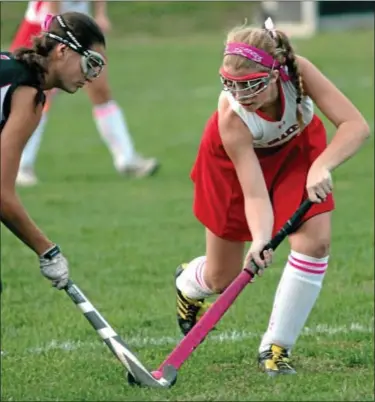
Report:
1,3,374,401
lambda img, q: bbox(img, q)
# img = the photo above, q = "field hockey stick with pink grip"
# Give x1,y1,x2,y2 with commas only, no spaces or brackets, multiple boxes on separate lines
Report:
149,199,313,385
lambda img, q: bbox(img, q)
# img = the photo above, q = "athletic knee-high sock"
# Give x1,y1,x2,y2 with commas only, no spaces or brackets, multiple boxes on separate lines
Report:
93,101,136,170
259,250,329,353
19,112,48,170
176,256,215,300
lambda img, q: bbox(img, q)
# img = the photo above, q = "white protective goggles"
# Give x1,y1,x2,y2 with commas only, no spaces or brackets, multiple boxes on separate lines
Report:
46,15,105,80
219,67,272,102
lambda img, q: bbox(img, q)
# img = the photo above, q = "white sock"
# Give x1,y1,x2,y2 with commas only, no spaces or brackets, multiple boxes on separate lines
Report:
176,256,215,300
259,250,329,353
93,101,136,170
20,112,48,170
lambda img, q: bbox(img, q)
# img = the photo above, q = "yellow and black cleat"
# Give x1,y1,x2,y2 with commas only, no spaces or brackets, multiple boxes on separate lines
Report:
175,264,211,336
258,344,297,376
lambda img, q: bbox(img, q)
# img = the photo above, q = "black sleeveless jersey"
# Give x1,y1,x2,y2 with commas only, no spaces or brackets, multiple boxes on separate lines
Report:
0,51,45,131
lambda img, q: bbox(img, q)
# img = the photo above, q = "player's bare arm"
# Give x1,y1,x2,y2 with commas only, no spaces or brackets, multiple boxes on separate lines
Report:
298,55,370,171
218,102,274,269
0,86,54,255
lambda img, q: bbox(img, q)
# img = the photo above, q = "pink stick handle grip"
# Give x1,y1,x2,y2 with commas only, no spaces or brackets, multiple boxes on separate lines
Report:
159,200,312,372
158,269,253,371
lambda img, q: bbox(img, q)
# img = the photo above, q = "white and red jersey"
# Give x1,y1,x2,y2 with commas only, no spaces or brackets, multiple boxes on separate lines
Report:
219,80,314,148
24,1,50,24
191,91,332,242
9,1,48,50
24,0,91,21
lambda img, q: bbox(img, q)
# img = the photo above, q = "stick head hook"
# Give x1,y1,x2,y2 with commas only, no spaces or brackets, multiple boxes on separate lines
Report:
127,364,177,388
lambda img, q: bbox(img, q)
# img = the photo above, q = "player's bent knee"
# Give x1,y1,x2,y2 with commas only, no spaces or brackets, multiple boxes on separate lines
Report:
292,236,330,259
290,213,332,258
309,238,330,258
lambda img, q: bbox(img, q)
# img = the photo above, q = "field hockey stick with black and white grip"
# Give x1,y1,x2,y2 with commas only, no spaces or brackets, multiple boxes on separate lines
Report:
150,199,313,384
64,280,177,388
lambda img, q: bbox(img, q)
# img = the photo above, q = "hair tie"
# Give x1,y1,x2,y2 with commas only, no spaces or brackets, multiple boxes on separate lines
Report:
264,17,277,39
297,102,303,114
41,14,54,31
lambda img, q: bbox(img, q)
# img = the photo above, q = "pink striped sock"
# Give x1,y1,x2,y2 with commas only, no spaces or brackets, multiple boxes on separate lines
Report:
93,100,136,169
259,250,329,353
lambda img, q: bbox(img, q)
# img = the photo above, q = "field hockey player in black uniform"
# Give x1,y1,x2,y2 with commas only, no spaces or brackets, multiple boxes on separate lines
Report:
0,12,106,295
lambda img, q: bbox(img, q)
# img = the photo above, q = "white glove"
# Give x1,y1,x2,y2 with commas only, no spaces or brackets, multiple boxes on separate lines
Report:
40,245,69,290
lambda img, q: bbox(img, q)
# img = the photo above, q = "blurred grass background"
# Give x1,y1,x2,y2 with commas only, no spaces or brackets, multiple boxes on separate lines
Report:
1,2,374,401
1,1,260,42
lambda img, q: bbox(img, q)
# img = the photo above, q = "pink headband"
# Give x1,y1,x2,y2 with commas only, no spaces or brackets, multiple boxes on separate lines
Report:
41,13,54,31
224,42,290,82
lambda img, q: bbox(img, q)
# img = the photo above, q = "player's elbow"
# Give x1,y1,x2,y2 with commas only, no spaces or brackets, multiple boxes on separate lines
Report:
342,118,371,143
354,116,371,140
360,119,371,140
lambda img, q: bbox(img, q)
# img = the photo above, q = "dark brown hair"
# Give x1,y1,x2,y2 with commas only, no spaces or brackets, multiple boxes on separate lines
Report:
13,12,105,88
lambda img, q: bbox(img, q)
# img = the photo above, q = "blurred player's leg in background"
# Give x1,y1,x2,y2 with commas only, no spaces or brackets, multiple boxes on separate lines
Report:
17,93,56,186
17,112,47,186
9,1,50,186
16,0,159,186
86,68,159,177
62,0,159,177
